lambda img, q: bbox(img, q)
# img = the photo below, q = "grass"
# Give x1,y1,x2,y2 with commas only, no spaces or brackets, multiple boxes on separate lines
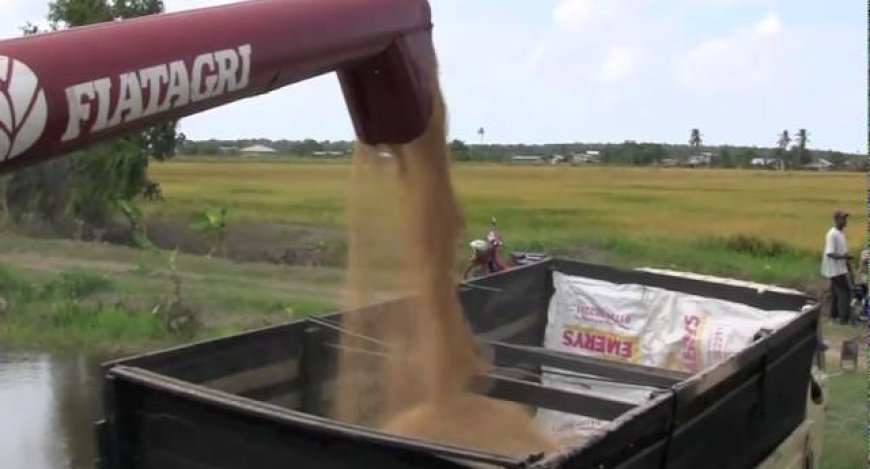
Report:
817,321,866,469
146,162,864,290
821,371,864,469
0,235,341,352
0,266,166,350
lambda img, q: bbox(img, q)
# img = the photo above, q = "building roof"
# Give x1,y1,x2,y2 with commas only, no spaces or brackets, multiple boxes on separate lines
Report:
750,157,779,164
803,159,833,168
239,144,277,153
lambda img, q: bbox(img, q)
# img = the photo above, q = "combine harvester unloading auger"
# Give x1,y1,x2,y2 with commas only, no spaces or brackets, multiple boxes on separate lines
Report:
0,0,435,173
0,1,827,468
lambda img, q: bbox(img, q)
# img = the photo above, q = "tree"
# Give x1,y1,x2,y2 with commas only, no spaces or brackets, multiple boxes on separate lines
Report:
717,147,734,168
8,0,177,235
68,139,149,228
113,0,164,19
47,0,113,26
795,129,812,167
294,139,322,155
775,130,790,170
449,139,471,161
734,148,755,168
635,143,667,166
776,130,791,151
689,128,704,166
827,151,846,169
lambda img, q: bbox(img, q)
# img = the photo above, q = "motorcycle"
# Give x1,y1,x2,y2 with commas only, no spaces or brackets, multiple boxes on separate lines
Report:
462,217,548,280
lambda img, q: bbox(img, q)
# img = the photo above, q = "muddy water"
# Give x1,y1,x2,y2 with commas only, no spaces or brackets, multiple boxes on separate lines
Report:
0,349,104,469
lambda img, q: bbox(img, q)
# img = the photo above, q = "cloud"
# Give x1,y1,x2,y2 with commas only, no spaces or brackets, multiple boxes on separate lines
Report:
600,45,640,83
531,0,660,88
675,11,793,93
553,0,609,29
550,0,654,39
0,1,50,38
164,0,234,12
754,11,782,36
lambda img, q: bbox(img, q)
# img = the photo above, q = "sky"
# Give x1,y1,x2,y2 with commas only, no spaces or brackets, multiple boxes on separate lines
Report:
1,0,866,153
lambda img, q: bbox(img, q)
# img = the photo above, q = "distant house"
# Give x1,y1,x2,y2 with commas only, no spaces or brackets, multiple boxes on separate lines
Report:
686,154,711,167
239,144,278,156
750,157,782,169
510,155,543,164
551,154,567,164
572,151,602,164
802,158,834,171
217,146,239,155
660,158,678,167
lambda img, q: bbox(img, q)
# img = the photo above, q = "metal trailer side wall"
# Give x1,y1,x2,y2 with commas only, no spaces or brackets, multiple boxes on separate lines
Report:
94,262,556,469
96,259,819,469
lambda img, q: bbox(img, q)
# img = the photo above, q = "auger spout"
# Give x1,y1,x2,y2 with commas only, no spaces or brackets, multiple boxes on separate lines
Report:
0,0,436,173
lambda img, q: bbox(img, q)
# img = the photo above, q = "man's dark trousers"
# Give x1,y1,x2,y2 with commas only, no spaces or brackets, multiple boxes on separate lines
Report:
829,274,850,323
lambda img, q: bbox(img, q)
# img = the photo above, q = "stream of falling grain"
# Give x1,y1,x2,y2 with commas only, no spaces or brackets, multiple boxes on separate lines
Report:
332,78,556,462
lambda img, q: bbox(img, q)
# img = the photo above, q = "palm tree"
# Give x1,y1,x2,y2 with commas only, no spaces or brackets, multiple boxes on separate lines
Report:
776,130,790,170
795,129,811,168
689,128,703,166
477,127,485,144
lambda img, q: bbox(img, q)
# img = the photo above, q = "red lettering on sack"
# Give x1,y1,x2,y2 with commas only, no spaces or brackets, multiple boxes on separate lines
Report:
562,329,574,347
605,336,619,355
593,335,604,352
620,342,633,358
682,315,702,371
561,327,637,361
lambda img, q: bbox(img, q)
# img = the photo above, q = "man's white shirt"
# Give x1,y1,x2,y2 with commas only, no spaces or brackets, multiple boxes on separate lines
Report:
821,227,848,278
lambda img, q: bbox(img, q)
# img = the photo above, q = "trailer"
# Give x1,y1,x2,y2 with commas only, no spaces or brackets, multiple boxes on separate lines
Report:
93,258,825,469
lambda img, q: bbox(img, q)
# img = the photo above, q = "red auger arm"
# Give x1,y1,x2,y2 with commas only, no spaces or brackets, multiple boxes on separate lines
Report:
0,0,436,173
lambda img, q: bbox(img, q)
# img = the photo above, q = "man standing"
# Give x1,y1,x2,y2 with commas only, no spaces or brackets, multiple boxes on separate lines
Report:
821,211,852,324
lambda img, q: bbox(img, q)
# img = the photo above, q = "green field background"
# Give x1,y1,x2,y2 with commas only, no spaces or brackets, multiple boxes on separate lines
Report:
147,161,865,288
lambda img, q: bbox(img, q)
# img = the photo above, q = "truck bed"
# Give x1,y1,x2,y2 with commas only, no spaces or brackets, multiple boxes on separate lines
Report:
94,258,820,469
